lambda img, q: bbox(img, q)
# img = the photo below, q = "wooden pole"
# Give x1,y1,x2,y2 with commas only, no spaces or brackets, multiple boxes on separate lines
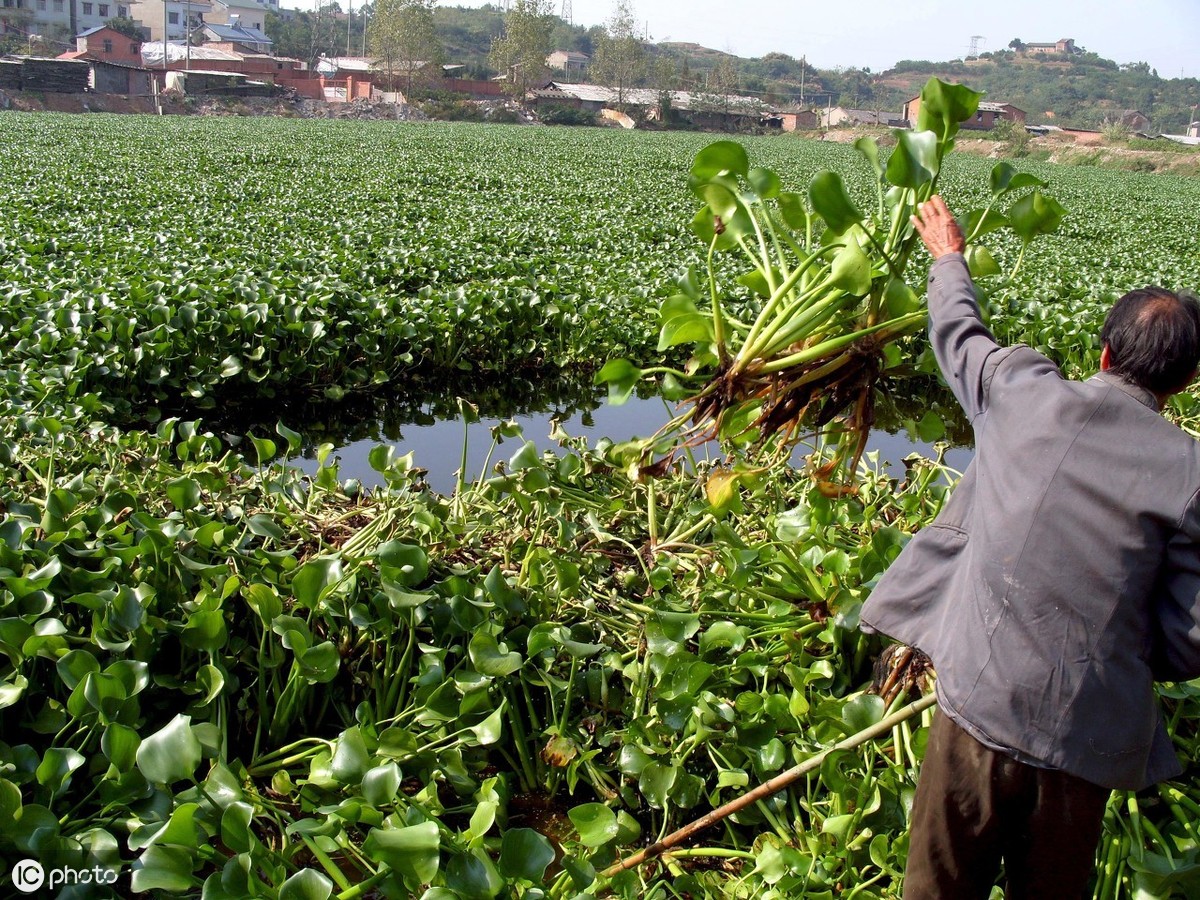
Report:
602,691,938,878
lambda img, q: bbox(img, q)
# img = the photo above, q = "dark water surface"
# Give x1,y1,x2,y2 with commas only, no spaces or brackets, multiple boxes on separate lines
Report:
277,378,975,495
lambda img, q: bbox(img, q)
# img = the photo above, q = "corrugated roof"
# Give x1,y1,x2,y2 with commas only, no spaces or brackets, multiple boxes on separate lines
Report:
77,25,108,38
204,22,272,44
547,81,768,114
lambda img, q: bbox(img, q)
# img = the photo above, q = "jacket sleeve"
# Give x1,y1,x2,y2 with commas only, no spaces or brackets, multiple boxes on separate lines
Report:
926,253,1009,422
1153,493,1200,682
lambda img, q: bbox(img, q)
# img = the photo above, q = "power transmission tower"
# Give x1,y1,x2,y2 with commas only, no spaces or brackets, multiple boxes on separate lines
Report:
561,0,572,25
968,35,985,57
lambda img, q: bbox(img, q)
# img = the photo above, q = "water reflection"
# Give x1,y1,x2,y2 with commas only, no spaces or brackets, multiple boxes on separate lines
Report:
248,374,975,495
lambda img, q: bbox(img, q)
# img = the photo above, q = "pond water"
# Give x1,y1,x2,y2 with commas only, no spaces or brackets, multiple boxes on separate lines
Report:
271,377,976,495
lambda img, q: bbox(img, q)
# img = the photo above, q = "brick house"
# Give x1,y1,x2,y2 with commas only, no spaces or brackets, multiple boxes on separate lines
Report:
63,25,142,66
1025,38,1077,56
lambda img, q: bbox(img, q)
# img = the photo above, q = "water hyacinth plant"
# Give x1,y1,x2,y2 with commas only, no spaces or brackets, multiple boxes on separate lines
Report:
598,78,1067,491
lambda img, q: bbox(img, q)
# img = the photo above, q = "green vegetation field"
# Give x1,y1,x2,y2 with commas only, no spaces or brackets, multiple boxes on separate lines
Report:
3,112,1200,899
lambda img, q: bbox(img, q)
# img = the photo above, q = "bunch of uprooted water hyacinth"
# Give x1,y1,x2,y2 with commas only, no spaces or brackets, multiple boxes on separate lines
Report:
599,77,1066,496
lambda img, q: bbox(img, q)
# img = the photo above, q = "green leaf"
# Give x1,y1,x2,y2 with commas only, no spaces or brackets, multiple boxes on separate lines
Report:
828,237,872,296
854,137,883,180
916,77,983,141
658,312,714,350
468,632,524,677
292,556,343,608
131,845,197,892
963,207,1009,239
990,162,1046,197
376,541,428,587
219,355,243,378
809,171,863,235
691,140,749,180
842,693,886,733
279,869,333,900
102,722,141,773
594,358,642,406
445,848,504,899
1008,190,1068,242
362,763,401,807
331,726,370,786
884,278,920,317
569,802,619,846
777,191,809,231
639,763,679,809
136,714,202,785
166,477,201,511
498,828,555,882
363,821,441,884
747,166,781,198
885,130,939,188
221,801,255,854
966,245,1002,278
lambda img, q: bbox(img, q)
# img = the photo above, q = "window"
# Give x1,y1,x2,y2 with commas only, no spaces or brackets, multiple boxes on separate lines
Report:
81,1,91,13
167,10,178,23
117,3,125,12
36,0,45,8
52,0,63,10
98,3,107,14
130,41,138,53
102,38,112,52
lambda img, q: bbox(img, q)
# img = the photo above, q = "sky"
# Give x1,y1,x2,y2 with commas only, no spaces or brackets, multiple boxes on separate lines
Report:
448,0,1200,80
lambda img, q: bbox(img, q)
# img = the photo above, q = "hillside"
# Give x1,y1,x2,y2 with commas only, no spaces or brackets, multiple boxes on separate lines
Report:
268,4,1199,132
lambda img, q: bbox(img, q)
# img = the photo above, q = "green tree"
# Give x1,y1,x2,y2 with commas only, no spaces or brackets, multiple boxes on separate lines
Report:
488,0,553,100
105,16,145,41
590,0,645,106
370,0,441,95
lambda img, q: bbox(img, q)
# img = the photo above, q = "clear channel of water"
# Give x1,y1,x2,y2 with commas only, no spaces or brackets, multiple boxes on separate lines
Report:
280,384,975,495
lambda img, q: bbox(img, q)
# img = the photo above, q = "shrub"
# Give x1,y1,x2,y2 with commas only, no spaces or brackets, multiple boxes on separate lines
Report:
539,103,596,126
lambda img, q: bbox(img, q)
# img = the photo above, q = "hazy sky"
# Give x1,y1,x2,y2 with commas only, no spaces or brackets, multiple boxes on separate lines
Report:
449,0,1200,79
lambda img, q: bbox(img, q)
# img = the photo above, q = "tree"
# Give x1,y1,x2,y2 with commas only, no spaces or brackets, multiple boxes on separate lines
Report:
105,16,145,41
1009,38,1025,52
488,0,553,101
590,0,644,106
370,0,441,96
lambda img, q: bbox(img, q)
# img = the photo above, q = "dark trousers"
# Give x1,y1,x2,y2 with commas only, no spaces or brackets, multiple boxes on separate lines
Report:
903,711,1111,900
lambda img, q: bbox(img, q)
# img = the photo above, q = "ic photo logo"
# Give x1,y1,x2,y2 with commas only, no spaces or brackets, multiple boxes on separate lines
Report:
9,859,121,893
12,860,44,893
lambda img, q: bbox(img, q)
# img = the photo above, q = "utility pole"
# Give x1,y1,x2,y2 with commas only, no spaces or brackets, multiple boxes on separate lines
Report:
968,35,984,58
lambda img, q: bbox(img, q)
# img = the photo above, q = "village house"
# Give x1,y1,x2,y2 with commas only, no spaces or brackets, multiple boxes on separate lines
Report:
766,107,819,131
820,106,903,128
3,0,133,46
206,0,267,33
546,50,588,79
535,81,771,131
128,0,211,42
1023,38,1077,56
61,24,143,66
199,19,272,54
902,95,1026,130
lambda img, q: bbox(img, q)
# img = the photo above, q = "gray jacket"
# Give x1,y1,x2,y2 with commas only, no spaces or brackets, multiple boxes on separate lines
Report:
861,253,1200,790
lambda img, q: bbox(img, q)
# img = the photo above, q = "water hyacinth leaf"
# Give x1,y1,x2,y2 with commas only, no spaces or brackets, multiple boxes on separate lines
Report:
298,642,340,683
376,541,428,587
884,278,921,318
658,312,713,351
737,267,783,300
278,870,333,900
699,182,741,221
56,649,100,690
990,161,1046,197
446,848,504,899
691,140,749,180
275,422,302,454
136,714,202,785
246,513,285,541
809,171,863,235
829,237,873,296
594,358,642,406
699,621,748,655
362,763,401,807
777,191,810,231
916,77,983,141
499,828,555,882
692,201,753,249
748,166,782,198
166,477,201,511
1008,190,1068,242
854,137,883,180
363,821,441,884
842,693,886,733
468,632,524,677
639,763,679,809
966,245,1002,278
331,726,370,785
131,845,198,893
568,802,619,846
646,610,701,655
221,801,255,854
292,556,343,607
885,130,939,189
468,706,504,745
36,747,85,798
102,722,141,772
963,207,1008,240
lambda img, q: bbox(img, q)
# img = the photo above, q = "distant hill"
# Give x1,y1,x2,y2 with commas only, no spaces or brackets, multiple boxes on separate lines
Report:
276,4,1200,133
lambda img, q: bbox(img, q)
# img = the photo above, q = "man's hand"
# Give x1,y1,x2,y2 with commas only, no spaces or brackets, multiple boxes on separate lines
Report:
911,195,966,259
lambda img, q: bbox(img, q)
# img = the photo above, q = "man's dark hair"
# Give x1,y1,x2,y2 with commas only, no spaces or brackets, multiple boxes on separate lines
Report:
1100,287,1200,395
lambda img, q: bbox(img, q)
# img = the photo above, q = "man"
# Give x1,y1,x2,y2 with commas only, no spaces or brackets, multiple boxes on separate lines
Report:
860,195,1200,899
